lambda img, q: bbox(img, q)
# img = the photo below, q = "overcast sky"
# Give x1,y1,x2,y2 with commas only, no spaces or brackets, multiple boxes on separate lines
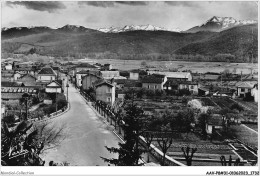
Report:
2,1,258,30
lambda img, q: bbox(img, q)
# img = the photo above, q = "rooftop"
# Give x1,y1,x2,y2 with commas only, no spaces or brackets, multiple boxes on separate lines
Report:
38,67,57,75
142,75,164,84
207,114,223,126
1,81,24,87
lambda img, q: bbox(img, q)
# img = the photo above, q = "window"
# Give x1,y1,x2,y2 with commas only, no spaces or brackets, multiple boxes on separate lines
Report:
191,85,194,89
148,85,150,89
107,97,111,102
241,88,245,92
154,85,158,89
107,87,111,93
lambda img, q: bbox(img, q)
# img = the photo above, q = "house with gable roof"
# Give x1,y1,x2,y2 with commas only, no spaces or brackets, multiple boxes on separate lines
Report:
18,74,37,86
236,81,257,98
37,67,57,82
94,79,115,105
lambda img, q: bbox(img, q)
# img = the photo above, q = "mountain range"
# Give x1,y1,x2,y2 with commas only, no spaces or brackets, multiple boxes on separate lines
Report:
1,16,258,62
187,16,257,33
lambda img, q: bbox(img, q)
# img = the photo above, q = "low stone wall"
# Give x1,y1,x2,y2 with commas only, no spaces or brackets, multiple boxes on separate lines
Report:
139,136,185,166
29,103,70,124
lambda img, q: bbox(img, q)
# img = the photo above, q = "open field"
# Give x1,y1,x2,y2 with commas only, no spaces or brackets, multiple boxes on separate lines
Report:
77,58,258,74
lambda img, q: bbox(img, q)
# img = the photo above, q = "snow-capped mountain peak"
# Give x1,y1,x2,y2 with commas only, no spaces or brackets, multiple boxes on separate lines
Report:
188,16,258,33
97,24,182,33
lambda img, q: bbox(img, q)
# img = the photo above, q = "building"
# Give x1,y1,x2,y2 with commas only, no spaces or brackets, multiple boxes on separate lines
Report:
179,81,199,95
45,80,62,93
251,84,258,102
18,74,37,86
129,70,139,80
206,114,224,135
236,81,256,98
82,73,102,91
37,67,57,82
75,70,99,88
142,74,167,90
94,80,115,105
147,71,192,82
5,63,13,70
101,71,126,80
198,87,210,96
103,64,112,70
1,70,15,82
72,63,99,76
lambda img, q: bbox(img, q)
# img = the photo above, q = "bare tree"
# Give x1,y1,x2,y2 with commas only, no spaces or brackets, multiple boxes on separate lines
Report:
143,131,154,163
181,146,197,166
31,121,67,153
156,124,173,166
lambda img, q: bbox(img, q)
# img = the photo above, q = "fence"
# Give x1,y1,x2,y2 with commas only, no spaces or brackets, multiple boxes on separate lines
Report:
80,90,185,166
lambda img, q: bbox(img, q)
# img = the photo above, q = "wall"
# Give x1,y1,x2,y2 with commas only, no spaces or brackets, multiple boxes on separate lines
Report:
38,75,56,82
45,87,62,93
82,75,101,90
142,83,163,90
237,87,251,97
129,72,139,80
96,85,115,105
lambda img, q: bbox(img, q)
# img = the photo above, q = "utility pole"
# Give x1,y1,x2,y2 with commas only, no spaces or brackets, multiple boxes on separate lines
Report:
66,83,69,102
22,93,30,120
56,88,58,115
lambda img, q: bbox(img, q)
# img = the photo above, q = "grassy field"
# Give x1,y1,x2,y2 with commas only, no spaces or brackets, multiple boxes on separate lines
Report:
77,58,258,74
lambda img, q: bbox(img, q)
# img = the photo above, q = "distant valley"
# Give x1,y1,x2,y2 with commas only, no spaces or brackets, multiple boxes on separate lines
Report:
1,16,258,63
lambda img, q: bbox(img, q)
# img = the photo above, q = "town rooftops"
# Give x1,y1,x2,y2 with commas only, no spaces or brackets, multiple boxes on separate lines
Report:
142,75,164,84
94,79,114,88
207,114,223,126
74,63,97,68
20,74,36,80
76,70,101,75
1,87,39,93
1,81,24,87
236,81,257,88
1,93,24,100
38,67,57,75
147,71,191,79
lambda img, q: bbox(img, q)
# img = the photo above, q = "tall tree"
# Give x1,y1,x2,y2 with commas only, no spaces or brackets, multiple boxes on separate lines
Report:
101,103,145,166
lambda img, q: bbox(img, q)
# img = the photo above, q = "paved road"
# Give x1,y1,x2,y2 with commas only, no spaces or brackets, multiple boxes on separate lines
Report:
42,82,119,166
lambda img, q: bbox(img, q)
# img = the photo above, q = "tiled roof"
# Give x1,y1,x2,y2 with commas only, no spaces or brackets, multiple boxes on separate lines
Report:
202,74,220,80
236,81,256,88
142,75,164,84
1,87,38,93
94,79,114,88
124,80,142,87
1,93,24,100
1,81,24,87
207,114,223,126
147,71,191,79
38,67,56,75
76,70,101,75
75,63,97,68
20,74,36,80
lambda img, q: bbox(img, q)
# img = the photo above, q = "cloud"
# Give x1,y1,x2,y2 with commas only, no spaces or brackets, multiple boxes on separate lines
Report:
164,1,200,7
6,1,66,13
78,1,115,8
78,1,149,8
115,1,149,6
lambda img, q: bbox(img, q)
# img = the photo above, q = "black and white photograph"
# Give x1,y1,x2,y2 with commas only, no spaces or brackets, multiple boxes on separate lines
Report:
1,0,259,175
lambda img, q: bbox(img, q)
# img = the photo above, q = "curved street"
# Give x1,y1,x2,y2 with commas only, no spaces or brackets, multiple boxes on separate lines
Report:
41,80,119,166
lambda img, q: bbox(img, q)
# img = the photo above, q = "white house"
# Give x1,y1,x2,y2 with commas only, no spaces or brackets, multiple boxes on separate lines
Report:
129,71,139,80
147,71,192,81
5,64,13,70
45,81,62,93
37,67,57,82
236,81,256,97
